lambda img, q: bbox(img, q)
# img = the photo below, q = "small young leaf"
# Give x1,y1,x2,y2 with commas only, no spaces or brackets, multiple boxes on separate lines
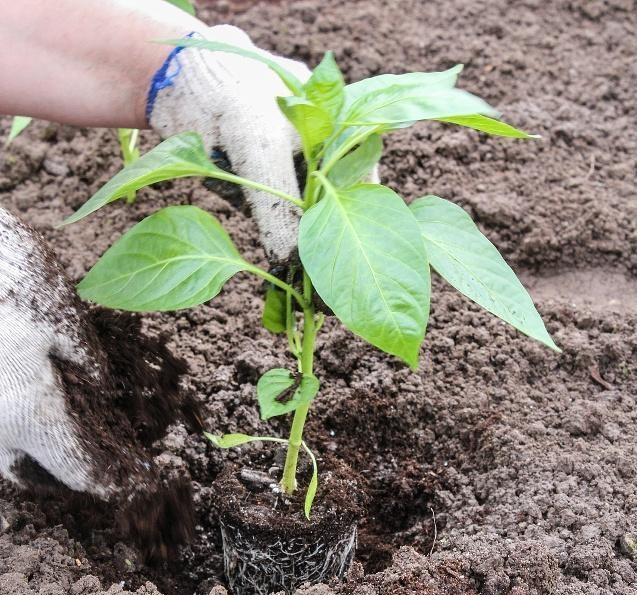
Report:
204,432,287,448
160,38,304,96
78,205,249,311
410,195,559,351
6,116,32,145
262,286,287,333
164,0,195,15
301,442,319,519
304,51,345,121
277,97,333,152
257,369,320,420
300,182,430,368
328,134,382,189
436,114,540,139
65,133,226,224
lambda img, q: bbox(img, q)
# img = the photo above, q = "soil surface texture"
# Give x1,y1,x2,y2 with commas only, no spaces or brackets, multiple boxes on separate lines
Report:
1,0,636,594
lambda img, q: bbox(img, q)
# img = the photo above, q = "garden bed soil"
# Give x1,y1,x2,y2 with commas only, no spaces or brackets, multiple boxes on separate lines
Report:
1,0,636,594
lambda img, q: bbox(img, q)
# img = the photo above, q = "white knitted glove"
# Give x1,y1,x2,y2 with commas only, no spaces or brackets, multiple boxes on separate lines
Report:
0,208,196,557
147,25,311,264
0,209,108,494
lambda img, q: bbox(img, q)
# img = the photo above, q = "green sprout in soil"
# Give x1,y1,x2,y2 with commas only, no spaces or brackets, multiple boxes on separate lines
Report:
64,44,559,518
117,128,141,203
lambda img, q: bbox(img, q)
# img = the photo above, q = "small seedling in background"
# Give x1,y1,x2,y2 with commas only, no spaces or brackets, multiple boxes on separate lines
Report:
4,116,32,146
65,44,558,517
117,128,141,203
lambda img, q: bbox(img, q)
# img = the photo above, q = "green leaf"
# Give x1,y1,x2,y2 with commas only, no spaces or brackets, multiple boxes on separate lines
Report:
339,65,498,128
164,0,195,15
257,369,320,420
300,181,430,367
64,132,225,224
277,96,333,152
436,114,539,139
301,442,319,519
328,134,382,189
304,51,345,121
343,66,464,112
160,38,304,96
262,286,286,333
410,195,559,351
78,205,249,311
343,84,498,127
323,68,470,168
204,432,287,448
6,116,32,145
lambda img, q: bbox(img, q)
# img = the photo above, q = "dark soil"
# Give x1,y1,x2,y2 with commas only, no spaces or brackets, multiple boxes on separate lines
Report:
212,454,363,542
1,0,636,594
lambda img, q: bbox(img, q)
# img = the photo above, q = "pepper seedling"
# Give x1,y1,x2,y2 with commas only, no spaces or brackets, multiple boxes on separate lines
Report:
65,44,558,518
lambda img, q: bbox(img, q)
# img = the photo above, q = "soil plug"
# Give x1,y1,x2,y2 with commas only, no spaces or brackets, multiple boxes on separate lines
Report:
68,45,559,594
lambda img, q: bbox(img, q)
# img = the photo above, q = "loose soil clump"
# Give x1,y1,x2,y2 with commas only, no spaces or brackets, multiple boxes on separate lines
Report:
1,0,636,594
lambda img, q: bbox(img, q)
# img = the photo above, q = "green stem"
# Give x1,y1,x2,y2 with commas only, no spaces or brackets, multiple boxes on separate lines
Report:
320,125,381,177
279,147,319,496
211,170,305,209
280,290,316,494
246,265,307,309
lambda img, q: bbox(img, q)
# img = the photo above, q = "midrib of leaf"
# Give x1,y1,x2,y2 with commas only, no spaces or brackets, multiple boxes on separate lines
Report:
328,190,409,352
82,253,244,292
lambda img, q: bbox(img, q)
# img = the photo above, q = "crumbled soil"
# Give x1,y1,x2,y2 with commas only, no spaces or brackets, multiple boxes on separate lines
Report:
1,0,636,594
212,453,363,542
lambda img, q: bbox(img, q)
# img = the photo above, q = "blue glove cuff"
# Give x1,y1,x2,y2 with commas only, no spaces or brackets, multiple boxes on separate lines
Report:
145,32,196,124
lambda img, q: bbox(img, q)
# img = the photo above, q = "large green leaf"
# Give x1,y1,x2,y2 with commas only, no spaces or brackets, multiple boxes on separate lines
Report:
78,205,249,311
6,116,32,145
257,369,320,420
436,114,539,139
164,0,195,15
64,132,231,224
328,134,382,189
410,195,559,351
277,96,333,152
160,38,304,96
299,182,430,367
304,51,345,121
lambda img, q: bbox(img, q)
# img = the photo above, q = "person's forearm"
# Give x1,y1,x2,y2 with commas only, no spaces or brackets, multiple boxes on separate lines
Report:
0,0,207,128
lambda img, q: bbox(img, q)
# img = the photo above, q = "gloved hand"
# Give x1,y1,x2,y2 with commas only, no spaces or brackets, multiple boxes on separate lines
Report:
0,208,200,560
148,25,312,265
